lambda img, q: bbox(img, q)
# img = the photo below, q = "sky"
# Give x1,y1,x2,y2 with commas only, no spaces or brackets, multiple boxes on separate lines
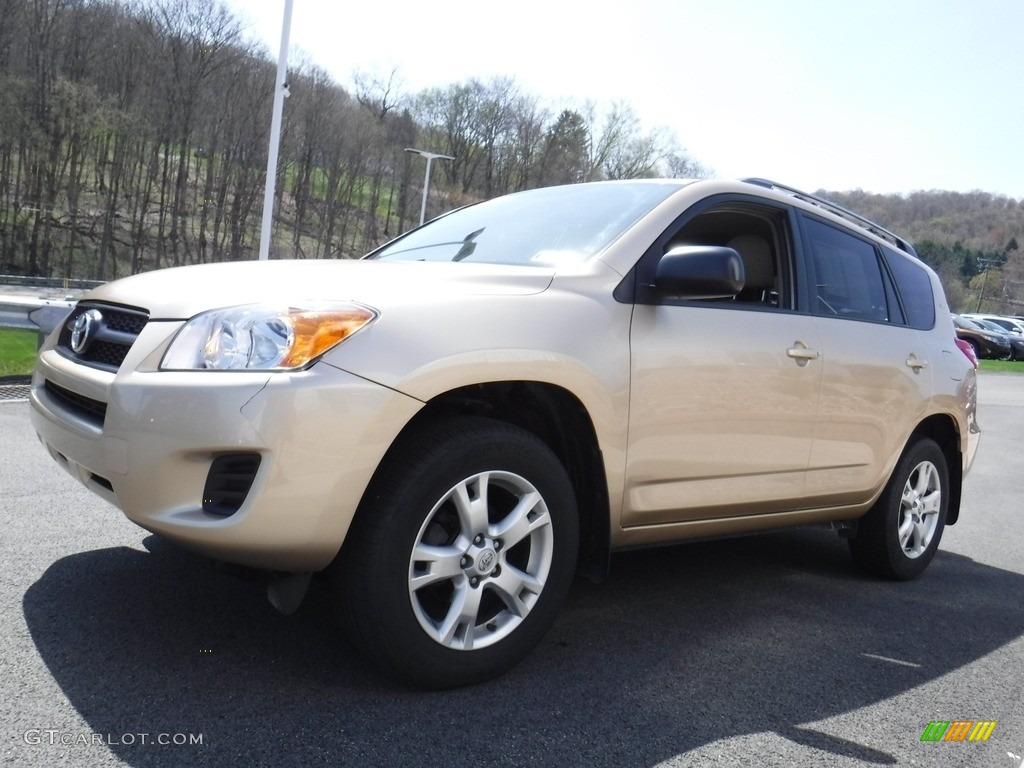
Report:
221,0,1024,199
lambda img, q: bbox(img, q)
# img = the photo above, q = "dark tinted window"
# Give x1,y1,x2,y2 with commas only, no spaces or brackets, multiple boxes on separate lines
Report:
804,217,888,322
885,249,936,329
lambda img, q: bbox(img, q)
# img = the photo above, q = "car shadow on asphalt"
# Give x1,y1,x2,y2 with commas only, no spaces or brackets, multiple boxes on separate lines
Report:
21,527,1024,767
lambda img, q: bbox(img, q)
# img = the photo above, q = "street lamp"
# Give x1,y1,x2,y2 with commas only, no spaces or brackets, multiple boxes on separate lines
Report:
258,0,294,261
405,147,454,225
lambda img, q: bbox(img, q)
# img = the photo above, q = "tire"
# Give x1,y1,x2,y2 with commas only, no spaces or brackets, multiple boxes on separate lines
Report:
332,416,579,688
848,437,948,580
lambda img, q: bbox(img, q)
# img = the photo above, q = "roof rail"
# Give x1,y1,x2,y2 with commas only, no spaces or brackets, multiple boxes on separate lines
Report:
742,178,917,256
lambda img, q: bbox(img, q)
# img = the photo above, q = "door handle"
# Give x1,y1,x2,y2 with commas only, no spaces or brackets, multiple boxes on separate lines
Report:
906,355,929,372
787,342,820,365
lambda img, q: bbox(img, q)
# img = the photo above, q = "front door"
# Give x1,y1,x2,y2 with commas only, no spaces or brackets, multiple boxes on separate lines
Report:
623,304,822,526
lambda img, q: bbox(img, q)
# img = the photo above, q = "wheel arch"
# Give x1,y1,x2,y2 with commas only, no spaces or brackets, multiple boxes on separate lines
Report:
363,381,612,582
910,413,963,525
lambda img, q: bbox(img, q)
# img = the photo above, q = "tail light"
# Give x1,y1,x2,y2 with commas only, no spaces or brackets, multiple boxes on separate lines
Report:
954,338,978,369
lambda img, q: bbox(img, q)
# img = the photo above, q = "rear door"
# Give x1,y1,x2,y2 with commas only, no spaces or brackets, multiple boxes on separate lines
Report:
798,215,933,505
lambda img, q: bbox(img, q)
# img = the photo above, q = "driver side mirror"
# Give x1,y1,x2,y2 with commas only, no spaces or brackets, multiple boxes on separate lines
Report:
653,245,745,299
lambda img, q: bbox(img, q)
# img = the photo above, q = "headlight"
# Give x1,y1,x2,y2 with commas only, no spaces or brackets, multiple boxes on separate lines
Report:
161,302,378,371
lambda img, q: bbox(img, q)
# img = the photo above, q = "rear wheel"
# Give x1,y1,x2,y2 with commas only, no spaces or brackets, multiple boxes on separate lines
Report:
849,437,948,580
333,417,578,688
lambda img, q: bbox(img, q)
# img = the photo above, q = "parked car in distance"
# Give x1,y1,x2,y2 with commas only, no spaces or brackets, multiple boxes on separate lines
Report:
952,314,1012,359
29,178,980,688
970,318,1024,359
962,313,1024,335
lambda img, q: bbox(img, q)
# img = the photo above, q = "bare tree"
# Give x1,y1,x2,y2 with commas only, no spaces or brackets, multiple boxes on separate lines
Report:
139,0,241,267
353,66,403,121
0,0,722,279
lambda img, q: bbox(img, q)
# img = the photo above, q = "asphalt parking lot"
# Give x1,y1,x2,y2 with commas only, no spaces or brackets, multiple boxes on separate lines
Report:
1,374,1022,768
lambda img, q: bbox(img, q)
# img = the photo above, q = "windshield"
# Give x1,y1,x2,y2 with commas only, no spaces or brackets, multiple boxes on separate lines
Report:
976,320,1001,332
368,182,683,266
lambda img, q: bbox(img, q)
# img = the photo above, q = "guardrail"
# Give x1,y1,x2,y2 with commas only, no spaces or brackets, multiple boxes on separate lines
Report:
0,294,79,347
0,274,103,291
1,277,101,345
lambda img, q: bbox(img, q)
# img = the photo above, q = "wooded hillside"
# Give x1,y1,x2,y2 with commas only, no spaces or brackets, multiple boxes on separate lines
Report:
1,0,1021,315
822,190,1024,314
0,0,700,281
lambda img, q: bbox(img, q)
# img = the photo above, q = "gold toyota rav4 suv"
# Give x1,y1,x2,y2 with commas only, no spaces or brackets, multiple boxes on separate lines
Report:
30,178,979,688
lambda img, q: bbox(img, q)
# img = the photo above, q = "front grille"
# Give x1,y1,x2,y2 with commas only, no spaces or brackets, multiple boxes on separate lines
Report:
57,302,149,372
44,379,107,426
80,340,132,369
203,454,262,517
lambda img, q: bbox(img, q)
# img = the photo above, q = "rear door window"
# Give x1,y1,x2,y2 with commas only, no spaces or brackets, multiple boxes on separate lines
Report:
803,217,889,322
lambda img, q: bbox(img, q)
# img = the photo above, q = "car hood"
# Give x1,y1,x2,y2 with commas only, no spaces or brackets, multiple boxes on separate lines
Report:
84,259,556,319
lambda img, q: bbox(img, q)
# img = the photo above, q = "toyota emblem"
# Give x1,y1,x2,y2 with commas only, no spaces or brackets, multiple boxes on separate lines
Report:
70,308,103,354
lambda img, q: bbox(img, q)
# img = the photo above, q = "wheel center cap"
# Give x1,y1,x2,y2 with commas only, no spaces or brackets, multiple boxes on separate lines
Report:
475,548,497,576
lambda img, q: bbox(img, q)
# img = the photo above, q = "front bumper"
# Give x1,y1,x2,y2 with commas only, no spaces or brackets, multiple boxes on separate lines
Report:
30,321,422,572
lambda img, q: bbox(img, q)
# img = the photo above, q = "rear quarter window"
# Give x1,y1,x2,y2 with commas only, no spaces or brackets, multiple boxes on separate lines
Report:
885,249,936,330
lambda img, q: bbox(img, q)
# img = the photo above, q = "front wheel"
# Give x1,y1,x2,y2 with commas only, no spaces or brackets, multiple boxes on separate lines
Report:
848,437,949,580
333,417,579,688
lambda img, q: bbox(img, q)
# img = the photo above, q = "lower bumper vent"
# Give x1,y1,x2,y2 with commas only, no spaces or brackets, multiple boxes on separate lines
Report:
45,379,107,426
203,454,262,517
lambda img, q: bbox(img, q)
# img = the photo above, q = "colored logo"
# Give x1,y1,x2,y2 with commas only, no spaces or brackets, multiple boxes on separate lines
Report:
920,720,997,742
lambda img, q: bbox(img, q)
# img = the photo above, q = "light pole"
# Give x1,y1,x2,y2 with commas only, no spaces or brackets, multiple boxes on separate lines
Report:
405,147,454,225
258,0,294,260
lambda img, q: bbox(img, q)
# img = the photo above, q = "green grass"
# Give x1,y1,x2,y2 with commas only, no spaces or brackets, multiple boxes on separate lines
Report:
0,328,38,378
979,358,1024,373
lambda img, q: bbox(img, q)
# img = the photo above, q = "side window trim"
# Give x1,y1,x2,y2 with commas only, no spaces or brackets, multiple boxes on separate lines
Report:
878,254,908,326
